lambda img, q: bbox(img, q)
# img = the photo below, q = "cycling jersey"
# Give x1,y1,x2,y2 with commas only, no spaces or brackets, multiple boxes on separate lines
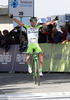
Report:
25,25,41,44
24,25,42,53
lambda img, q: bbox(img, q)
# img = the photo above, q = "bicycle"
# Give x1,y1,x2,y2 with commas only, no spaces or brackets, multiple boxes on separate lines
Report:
31,49,40,86
27,49,44,86
28,49,40,85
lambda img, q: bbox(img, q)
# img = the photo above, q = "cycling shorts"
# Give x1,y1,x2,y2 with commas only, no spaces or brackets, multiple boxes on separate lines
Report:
27,43,42,53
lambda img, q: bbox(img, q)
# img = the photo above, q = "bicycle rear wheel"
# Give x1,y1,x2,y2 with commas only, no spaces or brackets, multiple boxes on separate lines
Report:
36,59,40,86
34,60,37,84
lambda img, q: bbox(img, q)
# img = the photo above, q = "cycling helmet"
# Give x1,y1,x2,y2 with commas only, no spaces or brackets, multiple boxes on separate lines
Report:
30,17,37,22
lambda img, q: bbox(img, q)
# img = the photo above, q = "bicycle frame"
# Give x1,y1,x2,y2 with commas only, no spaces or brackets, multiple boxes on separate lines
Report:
32,49,40,85
33,53,38,77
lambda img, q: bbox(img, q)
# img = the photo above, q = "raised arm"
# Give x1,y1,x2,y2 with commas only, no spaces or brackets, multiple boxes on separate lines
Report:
9,14,25,27
42,16,59,27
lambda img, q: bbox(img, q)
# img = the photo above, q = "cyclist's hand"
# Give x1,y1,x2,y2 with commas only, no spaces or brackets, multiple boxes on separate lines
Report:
9,14,13,19
55,16,59,20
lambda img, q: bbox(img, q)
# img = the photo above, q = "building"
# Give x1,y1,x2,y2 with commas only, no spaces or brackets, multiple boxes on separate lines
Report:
0,5,13,33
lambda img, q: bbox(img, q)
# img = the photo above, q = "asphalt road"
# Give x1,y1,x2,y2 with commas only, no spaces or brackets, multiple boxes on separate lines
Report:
0,73,70,100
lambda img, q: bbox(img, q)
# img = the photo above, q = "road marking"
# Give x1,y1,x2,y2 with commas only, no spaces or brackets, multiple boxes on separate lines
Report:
0,92,70,100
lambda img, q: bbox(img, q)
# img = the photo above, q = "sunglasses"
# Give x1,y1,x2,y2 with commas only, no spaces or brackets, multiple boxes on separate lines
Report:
30,19,37,22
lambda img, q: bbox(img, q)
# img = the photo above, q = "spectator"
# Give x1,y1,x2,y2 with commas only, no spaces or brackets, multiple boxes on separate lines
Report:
62,25,70,44
38,27,47,43
1,30,11,52
44,24,54,43
52,22,57,28
19,36,27,53
67,22,70,33
62,32,70,44
51,28,62,44
9,25,27,44
0,31,3,47
62,22,70,44
61,25,67,41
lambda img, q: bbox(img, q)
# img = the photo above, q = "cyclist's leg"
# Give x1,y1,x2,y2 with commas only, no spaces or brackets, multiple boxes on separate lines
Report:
26,44,33,73
39,53,44,76
26,54,32,73
26,44,33,63
26,54,31,65
39,53,44,69
35,44,44,67
35,44,44,76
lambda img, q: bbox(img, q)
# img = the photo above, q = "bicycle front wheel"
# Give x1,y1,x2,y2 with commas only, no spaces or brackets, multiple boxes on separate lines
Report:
32,59,37,84
36,59,40,86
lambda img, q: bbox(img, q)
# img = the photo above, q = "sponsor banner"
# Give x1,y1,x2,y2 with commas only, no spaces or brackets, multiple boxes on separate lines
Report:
9,0,34,17
0,45,28,72
65,14,70,22
50,42,70,72
0,43,70,72
40,43,52,72
58,15,65,27
0,46,15,71
13,45,28,72
38,17,51,23
40,43,70,72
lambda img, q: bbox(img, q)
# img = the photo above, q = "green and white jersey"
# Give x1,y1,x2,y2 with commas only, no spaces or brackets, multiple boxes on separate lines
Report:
25,25,41,44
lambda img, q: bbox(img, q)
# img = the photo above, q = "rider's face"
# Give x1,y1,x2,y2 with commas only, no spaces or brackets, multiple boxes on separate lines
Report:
30,21,37,27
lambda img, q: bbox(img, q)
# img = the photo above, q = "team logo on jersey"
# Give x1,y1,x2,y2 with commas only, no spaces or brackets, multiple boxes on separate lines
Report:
28,31,30,34
10,0,19,8
35,34,37,37
30,28,33,30
28,31,38,34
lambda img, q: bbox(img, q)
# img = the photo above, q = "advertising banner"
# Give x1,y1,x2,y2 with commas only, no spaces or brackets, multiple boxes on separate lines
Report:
0,46,15,72
40,43,52,72
65,14,70,22
0,45,28,72
9,0,34,17
12,45,28,72
38,17,51,23
58,15,65,27
0,43,70,72
50,43,70,72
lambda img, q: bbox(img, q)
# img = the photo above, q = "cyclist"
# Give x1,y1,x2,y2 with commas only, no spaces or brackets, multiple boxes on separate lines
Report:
9,14,59,76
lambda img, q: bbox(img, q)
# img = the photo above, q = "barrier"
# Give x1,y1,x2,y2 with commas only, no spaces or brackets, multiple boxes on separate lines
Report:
50,42,70,72
0,45,28,72
40,42,70,72
40,43,52,72
0,43,70,72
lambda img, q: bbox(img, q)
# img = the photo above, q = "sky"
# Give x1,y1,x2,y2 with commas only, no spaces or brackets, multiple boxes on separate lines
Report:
0,0,8,5
35,0,70,17
0,0,70,17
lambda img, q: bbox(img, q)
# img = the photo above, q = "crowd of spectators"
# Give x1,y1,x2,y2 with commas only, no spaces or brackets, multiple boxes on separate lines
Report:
38,21,70,44
0,21,70,52
0,25,27,52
